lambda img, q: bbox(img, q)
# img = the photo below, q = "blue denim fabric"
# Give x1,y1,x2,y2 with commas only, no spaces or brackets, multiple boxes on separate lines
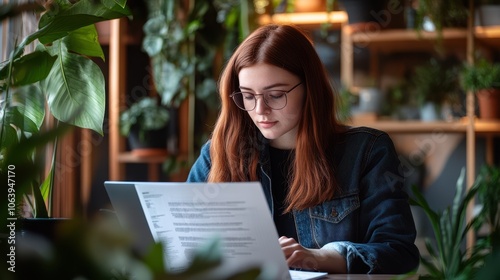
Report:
187,126,420,274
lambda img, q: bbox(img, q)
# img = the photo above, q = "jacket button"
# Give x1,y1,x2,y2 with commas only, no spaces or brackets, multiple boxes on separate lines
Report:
331,208,338,217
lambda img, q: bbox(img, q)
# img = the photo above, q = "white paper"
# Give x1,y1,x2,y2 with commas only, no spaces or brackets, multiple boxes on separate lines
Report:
134,182,292,279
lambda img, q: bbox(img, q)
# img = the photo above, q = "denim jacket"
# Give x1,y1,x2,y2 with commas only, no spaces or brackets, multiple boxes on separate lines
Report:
187,126,420,274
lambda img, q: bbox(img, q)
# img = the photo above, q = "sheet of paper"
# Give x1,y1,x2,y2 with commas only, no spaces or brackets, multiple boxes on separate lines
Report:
134,182,292,279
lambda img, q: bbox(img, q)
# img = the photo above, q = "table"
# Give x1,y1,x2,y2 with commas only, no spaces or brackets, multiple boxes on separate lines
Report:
324,275,418,280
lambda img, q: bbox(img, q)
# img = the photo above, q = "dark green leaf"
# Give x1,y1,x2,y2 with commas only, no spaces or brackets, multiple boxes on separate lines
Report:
42,43,105,135
12,85,45,132
62,24,105,60
10,50,57,86
31,0,131,46
36,165,53,218
420,254,441,277
0,124,18,152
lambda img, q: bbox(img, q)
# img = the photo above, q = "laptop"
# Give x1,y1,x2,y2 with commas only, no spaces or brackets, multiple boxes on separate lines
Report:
104,181,328,280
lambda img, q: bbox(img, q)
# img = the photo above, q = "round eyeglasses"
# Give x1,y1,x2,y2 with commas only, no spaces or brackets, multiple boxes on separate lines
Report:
230,82,302,111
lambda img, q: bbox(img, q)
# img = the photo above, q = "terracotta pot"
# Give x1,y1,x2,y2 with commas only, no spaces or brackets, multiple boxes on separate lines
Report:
477,89,500,120
294,0,326,12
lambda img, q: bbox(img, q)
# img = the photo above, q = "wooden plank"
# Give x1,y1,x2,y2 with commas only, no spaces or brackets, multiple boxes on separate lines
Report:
109,19,126,180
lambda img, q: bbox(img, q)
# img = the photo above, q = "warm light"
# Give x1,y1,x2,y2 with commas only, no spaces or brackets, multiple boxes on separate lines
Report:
259,11,348,25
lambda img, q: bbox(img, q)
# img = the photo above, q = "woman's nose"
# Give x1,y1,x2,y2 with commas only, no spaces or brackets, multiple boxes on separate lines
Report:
254,96,270,114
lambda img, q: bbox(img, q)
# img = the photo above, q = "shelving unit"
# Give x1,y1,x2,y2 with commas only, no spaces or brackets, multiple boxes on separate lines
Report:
340,24,500,168
106,18,190,182
341,21,500,250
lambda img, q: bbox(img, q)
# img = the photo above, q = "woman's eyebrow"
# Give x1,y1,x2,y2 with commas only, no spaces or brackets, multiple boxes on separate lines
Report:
239,83,289,91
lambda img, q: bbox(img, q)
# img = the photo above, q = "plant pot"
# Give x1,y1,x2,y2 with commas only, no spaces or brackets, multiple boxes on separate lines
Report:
294,0,326,12
419,102,440,122
128,126,168,156
477,89,500,120
127,107,179,156
358,87,383,114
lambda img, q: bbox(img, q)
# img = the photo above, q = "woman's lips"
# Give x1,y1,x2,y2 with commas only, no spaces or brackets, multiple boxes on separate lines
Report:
258,121,277,129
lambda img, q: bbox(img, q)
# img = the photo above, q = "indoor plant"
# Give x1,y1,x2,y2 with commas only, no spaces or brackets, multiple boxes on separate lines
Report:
119,96,170,155
0,0,131,219
414,0,468,42
409,167,498,279
460,58,500,119
410,57,460,121
475,164,500,250
140,0,259,166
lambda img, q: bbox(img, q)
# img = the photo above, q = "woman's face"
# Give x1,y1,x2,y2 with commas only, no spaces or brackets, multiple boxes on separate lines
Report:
238,63,304,149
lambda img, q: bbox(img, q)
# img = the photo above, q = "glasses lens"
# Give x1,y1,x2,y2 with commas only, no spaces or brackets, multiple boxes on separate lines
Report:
232,92,255,111
264,91,287,110
231,91,289,111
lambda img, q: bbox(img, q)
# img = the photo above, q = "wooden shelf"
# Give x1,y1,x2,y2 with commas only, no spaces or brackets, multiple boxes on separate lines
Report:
350,28,468,53
351,120,468,133
475,120,500,134
117,152,168,163
347,26,500,53
475,25,500,48
258,11,348,29
350,119,500,134
117,152,189,164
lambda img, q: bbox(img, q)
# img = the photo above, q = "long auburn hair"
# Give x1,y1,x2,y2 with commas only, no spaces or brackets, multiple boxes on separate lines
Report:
208,24,345,212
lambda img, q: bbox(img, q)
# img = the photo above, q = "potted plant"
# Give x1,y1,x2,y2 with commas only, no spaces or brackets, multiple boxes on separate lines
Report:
119,97,170,156
409,167,500,279
410,57,460,121
475,164,500,250
382,81,420,120
140,0,259,166
0,0,131,223
460,58,500,119
414,0,468,46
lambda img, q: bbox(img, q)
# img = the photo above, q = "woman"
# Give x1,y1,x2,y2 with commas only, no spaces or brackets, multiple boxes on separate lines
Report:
187,24,419,274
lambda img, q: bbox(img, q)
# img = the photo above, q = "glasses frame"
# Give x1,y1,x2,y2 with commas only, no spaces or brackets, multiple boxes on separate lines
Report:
230,82,303,111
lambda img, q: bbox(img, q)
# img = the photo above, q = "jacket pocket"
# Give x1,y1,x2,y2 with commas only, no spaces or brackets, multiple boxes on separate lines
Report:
310,193,360,223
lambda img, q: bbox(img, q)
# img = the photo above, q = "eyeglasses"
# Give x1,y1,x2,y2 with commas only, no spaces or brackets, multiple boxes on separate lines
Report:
230,82,302,111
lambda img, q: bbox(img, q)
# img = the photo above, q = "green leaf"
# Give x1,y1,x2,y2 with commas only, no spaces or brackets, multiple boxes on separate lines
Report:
420,254,441,277
62,24,105,61
142,35,164,56
12,85,45,132
0,124,18,152
103,0,127,9
32,177,49,218
10,49,56,86
42,43,105,135
38,164,53,217
30,0,131,46
142,242,165,274
1,122,71,219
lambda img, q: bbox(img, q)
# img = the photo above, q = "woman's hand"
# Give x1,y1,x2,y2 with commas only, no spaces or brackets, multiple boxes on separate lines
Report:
278,236,347,274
